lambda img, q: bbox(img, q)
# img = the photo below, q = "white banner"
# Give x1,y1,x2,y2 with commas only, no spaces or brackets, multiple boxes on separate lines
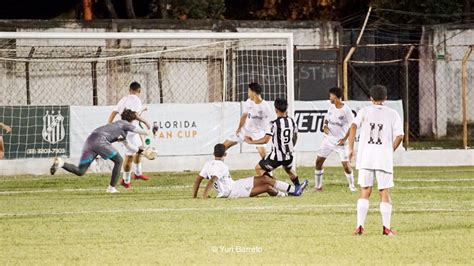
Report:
69,100,403,158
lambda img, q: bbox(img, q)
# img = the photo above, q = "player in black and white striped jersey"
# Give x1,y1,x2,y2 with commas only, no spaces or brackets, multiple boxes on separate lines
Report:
245,98,308,193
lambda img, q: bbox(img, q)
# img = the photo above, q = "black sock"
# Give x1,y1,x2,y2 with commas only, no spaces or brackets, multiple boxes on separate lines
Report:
109,154,123,187
292,176,300,186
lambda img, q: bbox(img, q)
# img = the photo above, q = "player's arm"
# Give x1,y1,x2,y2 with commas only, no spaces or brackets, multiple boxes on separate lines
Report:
135,113,151,130
132,128,151,136
202,176,217,199
293,132,298,146
107,111,119,124
192,175,204,198
338,107,355,145
347,123,358,160
323,116,330,134
245,134,271,145
0,123,12,133
393,135,403,151
236,113,247,134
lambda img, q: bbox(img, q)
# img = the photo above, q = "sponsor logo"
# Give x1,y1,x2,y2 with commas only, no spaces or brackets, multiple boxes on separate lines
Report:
294,110,327,133
154,120,198,139
42,110,65,144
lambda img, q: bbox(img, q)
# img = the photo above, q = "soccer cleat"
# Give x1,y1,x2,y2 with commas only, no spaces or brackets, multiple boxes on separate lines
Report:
349,185,358,192
106,186,119,193
310,186,323,192
383,226,397,236
120,179,132,189
50,157,63,175
133,174,150,181
353,226,364,235
291,179,309,196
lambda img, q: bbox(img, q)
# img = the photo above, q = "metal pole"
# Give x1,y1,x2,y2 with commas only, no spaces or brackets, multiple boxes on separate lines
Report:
25,47,35,105
343,6,372,100
404,46,415,150
91,47,101,106
461,45,472,149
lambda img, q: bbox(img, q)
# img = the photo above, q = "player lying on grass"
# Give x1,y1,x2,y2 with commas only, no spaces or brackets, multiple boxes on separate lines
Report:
0,122,12,159
348,85,404,236
244,98,308,190
313,87,356,192
50,109,155,193
223,82,276,159
192,144,308,199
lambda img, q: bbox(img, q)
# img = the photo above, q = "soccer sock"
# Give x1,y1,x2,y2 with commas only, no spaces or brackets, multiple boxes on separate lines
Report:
276,191,287,197
275,180,295,193
291,176,300,186
345,172,355,187
133,163,142,176
110,155,123,187
380,202,392,229
357,198,369,227
123,171,131,184
315,169,324,188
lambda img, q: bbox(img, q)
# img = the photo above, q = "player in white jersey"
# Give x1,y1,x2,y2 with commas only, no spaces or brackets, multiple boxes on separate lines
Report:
0,122,12,159
245,98,308,191
348,85,404,236
192,144,307,199
313,87,356,192
107,82,151,188
223,83,276,159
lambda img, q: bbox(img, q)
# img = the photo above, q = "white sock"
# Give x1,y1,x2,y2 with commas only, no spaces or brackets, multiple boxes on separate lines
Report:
380,202,392,229
123,171,131,184
315,169,324,188
133,163,142,176
345,172,355,187
357,199,369,227
275,180,295,193
276,191,287,197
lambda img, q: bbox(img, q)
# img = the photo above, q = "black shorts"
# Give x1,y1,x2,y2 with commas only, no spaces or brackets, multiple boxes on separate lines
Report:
258,155,294,172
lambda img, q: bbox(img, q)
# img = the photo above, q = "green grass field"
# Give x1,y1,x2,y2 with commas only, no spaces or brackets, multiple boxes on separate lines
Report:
0,166,473,264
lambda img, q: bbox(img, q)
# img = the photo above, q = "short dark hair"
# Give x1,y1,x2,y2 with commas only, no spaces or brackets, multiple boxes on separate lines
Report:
274,98,288,113
130,82,141,91
370,85,387,101
248,82,262,95
328,87,343,99
213,143,226,157
121,109,137,122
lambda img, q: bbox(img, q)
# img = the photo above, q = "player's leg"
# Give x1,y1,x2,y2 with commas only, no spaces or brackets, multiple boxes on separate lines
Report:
337,145,356,191
223,129,243,151
130,133,149,181
313,156,326,191
283,156,301,186
255,146,266,159
0,136,4,159
121,154,134,188
250,183,279,197
254,174,293,196
108,153,123,189
97,145,123,193
376,170,396,235
354,169,374,235
52,147,96,176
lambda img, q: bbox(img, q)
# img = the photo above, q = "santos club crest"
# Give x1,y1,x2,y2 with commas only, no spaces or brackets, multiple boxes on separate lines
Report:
42,110,65,144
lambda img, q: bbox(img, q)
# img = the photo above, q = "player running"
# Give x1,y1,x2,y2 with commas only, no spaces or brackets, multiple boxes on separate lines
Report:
107,82,151,189
223,82,276,159
312,87,356,192
50,109,154,193
0,122,12,159
193,144,307,199
348,85,404,236
245,98,308,190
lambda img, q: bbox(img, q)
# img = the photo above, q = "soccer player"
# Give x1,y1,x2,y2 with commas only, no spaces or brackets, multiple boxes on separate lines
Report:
223,82,276,159
0,122,12,159
192,144,307,199
50,109,152,193
348,85,404,236
245,98,308,190
107,82,151,189
312,87,356,192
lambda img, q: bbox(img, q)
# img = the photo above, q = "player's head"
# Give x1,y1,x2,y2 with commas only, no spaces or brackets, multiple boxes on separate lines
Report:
129,82,141,94
121,109,137,122
213,143,226,159
370,85,387,102
328,87,343,104
248,82,262,99
274,98,288,114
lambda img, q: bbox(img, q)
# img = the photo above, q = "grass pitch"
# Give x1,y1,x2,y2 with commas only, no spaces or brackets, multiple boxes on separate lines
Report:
0,166,473,264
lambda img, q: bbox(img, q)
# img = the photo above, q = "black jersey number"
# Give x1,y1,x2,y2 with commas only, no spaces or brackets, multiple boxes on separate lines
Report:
282,129,292,144
368,123,383,145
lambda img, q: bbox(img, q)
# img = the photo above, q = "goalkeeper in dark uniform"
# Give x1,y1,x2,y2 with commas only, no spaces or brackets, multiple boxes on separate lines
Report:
50,109,156,193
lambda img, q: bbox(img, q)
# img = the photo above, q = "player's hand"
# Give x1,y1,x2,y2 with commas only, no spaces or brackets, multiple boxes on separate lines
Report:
142,106,148,112
244,136,253,144
337,138,346,146
323,126,330,135
4,125,12,133
144,122,151,130
236,127,242,135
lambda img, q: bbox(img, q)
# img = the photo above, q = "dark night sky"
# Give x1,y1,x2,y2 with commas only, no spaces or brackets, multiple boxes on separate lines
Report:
0,0,79,19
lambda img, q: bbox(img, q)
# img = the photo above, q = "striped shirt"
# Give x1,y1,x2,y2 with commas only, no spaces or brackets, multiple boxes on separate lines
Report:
266,116,298,161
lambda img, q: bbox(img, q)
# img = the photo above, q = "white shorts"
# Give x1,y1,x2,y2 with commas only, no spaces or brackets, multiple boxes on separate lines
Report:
358,169,394,190
227,129,266,147
123,132,143,156
317,138,349,161
228,176,254,198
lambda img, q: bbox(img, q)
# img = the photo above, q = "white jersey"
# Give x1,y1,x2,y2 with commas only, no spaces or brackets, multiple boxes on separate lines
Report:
243,99,276,133
353,104,404,173
114,95,143,127
199,160,235,198
324,103,354,142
